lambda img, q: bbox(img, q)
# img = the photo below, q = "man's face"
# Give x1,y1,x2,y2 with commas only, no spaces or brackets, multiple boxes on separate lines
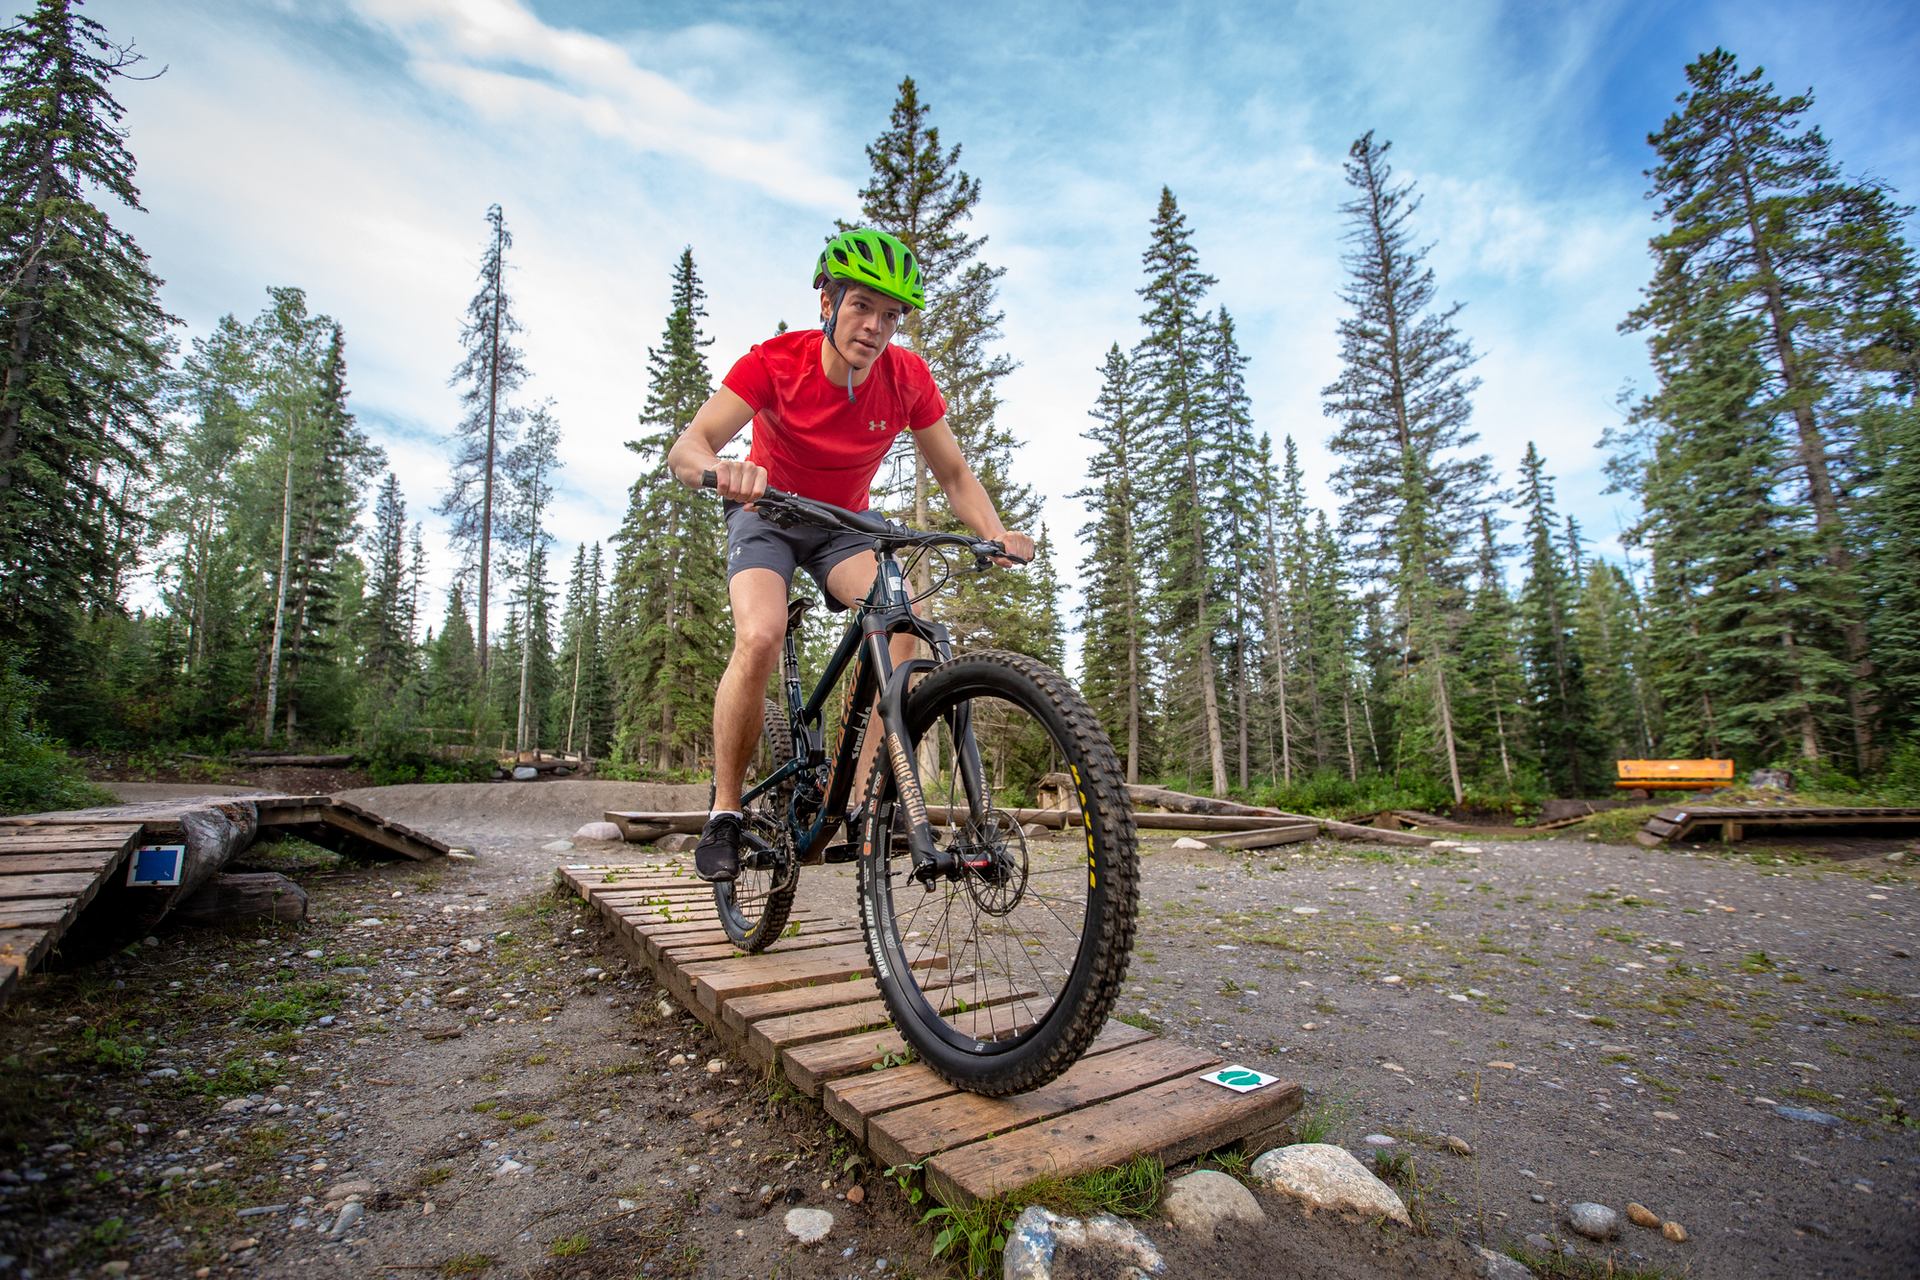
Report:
822,283,904,368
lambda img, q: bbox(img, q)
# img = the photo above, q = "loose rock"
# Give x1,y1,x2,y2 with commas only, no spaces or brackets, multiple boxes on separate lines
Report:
1444,1135,1473,1156
1473,1246,1535,1280
1774,1104,1841,1127
785,1207,835,1244
657,833,701,853
541,839,574,852
574,821,625,842
1171,837,1209,851
1159,1170,1264,1235
1566,1202,1620,1241
1002,1206,1166,1280
1251,1143,1411,1226
1662,1220,1689,1243
328,1201,364,1239
1626,1202,1660,1229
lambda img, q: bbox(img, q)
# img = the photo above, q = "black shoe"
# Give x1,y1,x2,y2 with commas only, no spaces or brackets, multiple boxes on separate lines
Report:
694,813,743,882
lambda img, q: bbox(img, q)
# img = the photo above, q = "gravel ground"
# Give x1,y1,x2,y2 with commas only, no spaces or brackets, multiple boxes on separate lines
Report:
1,780,1913,1280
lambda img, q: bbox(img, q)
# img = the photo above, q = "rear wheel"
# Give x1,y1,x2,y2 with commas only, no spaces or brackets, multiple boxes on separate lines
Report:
857,650,1138,1095
715,699,799,952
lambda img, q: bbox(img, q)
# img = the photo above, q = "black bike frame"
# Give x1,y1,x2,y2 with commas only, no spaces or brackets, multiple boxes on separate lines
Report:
740,540,987,873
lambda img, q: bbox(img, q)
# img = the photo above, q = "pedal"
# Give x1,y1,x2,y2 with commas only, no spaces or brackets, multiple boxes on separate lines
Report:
820,841,861,864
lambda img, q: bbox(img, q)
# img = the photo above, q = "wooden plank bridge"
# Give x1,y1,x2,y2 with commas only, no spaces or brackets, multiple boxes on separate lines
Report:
0,793,448,1006
561,860,1302,1208
1636,804,1920,846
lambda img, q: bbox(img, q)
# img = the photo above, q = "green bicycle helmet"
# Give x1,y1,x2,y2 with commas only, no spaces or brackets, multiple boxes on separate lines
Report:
812,228,925,311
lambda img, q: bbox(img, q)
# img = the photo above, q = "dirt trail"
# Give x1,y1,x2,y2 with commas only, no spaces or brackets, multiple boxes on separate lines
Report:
0,781,1912,1279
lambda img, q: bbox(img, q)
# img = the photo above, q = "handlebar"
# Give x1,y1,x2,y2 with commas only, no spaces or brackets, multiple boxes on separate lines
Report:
699,468,1029,566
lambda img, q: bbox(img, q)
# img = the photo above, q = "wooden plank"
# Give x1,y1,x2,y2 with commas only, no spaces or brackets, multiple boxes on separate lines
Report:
0,850,124,875
316,807,437,861
822,1021,1156,1142
687,941,907,1012
926,1072,1303,1206
0,823,143,851
722,976,887,1034
671,928,866,964
869,1037,1222,1168
782,1004,1039,1098
746,972,995,1064
0,926,54,987
0,901,70,928
1198,823,1317,851
0,871,108,901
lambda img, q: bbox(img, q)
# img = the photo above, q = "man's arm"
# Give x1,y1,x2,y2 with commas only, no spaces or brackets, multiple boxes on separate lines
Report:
914,419,1036,563
666,387,767,504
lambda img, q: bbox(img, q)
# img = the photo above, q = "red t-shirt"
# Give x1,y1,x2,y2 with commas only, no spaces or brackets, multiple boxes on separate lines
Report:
722,329,946,511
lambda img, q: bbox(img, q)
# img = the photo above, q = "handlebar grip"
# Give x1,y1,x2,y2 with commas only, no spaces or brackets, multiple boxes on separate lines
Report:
700,469,717,489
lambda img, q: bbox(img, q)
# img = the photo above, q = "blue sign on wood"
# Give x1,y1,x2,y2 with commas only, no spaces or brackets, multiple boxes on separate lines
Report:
127,844,185,887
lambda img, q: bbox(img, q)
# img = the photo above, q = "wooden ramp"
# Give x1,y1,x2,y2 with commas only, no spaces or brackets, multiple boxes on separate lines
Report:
1636,804,1920,846
0,793,448,1006
561,861,1302,1208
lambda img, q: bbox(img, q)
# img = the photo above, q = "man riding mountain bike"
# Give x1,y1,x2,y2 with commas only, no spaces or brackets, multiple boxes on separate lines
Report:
666,228,1035,883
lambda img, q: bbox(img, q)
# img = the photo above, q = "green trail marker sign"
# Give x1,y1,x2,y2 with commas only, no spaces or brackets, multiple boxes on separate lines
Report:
1201,1064,1280,1093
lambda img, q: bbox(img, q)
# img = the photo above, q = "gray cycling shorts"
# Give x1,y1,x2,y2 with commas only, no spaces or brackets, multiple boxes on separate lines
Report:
723,501,874,610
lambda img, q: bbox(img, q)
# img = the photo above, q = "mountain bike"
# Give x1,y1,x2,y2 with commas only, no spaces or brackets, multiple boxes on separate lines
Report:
699,472,1138,1096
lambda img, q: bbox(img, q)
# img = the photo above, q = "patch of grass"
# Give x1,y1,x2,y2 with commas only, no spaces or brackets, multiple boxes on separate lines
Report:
174,1055,286,1098
240,979,341,1027
238,833,345,872
1025,1155,1164,1218
416,1164,453,1187
507,1111,545,1130
439,1254,498,1278
1509,1248,1679,1279
1739,951,1776,974
1293,1096,1350,1145
1588,1015,1617,1029
75,1021,150,1072
1116,1011,1164,1034
548,1233,590,1257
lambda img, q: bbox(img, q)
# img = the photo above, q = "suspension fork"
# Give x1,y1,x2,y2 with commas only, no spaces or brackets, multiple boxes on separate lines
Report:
872,638,950,879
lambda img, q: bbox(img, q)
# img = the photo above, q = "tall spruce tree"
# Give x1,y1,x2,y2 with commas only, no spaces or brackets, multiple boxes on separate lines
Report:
1516,444,1605,793
1209,310,1266,788
854,78,1037,655
1625,49,1919,768
440,204,526,691
1321,133,1495,804
1134,188,1228,794
1073,344,1156,781
1453,515,1530,790
0,0,171,709
361,472,411,691
1575,559,1655,761
501,402,560,752
610,248,727,771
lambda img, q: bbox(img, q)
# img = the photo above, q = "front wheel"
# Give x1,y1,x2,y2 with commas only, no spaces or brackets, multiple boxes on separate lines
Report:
857,650,1138,1095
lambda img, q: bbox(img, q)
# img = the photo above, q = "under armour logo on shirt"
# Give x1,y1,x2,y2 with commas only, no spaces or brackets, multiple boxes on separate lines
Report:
867,419,888,432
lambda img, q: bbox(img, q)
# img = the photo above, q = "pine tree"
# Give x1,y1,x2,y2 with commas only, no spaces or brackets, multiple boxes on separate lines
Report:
854,78,1036,650
1453,515,1530,790
424,582,480,736
1516,443,1605,793
1625,49,1919,768
1629,309,1847,761
610,248,727,771
1575,559,1655,761
1134,188,1227,794
1073,344,1156,781
501,402,560,752
0,0,171,702
1209,311,1265,789
1321,133,1495,804
1864,402,1920,738
439,204,526,692
362,472,411,690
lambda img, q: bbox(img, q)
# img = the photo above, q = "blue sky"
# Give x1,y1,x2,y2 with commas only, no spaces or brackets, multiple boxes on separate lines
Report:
94,0,1919,650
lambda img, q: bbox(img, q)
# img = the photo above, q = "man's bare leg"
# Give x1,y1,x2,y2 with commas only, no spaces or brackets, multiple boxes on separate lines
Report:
711,567,791,812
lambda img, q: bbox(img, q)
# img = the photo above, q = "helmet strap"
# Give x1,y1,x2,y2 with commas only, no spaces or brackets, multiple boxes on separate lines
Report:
823,283,856,404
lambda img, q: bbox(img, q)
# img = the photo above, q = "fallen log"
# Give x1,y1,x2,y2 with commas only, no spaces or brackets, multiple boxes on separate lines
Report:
170,871,308,925
1036,774,1285,818
227,753,357,768
1315,817,1436,847
1198,823,1319,851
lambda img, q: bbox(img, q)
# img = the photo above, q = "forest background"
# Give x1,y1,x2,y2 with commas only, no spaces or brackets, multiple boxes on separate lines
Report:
2,0,1918,816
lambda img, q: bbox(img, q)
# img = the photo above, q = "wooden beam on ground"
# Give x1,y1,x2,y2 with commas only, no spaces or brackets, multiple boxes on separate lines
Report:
1198,823,1318,851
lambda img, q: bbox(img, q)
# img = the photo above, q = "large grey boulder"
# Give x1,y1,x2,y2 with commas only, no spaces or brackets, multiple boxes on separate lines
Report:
1249,1143,1411,1226
1002,1206,1165,1279
1159,1170,1265,1235
573,821,626,842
